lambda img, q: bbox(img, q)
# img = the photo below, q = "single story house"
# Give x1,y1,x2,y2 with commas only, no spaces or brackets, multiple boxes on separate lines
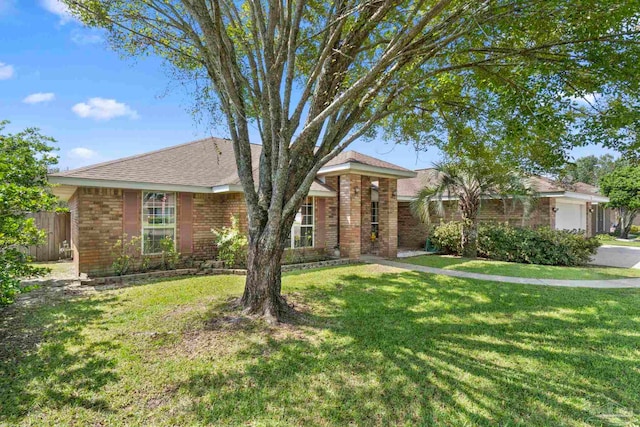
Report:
396,169,613,249
49,138,610,276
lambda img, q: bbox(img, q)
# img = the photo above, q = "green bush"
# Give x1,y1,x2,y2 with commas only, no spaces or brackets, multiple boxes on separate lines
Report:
109,234,142,276
108,234,153,275
429,221,463,255
212,215,248,268
630,225,640,235
160,236,180,270
431,221,600,266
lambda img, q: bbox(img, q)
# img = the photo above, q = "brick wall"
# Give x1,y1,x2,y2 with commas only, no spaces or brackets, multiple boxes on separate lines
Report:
378,178,398,258
397,197,557,249
397,202,429,249
360,176,372,253
324,177,339,251
75,187,125,276
339,174,362,258
190,192,250,260
73,187,334,276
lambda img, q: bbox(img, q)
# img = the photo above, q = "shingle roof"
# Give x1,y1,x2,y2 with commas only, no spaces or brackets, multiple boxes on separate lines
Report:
51,137,333,193
528,176,602,196
52,137,256,188
397,169,441,198
397,168,604,198
324,150,413,173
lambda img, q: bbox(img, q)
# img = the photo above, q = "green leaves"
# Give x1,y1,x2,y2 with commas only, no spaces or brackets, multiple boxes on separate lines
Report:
0,121,58,304
600,165,640,211
599,165,640,238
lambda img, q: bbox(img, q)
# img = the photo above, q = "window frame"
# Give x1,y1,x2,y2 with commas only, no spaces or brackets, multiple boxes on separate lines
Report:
141,191,177,255
371,201,379,239
290,197,314,249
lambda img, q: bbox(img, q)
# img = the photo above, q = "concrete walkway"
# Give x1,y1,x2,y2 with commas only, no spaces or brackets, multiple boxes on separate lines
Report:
362,256,640,289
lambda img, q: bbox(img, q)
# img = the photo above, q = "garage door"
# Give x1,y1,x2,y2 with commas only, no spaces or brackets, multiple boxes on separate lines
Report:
555,201,586,231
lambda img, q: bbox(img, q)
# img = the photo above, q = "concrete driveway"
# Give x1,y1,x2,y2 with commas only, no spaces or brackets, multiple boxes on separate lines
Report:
590,245,640,269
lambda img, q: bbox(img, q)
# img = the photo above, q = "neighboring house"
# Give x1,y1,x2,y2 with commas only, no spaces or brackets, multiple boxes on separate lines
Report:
396,169,612,249
49,138,611,277
49,138,415,276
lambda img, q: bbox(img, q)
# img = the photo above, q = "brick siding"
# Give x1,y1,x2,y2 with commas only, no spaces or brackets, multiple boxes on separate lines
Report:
398,197,560,249
72,187,334,277
378,178,398,258
338,174,362,259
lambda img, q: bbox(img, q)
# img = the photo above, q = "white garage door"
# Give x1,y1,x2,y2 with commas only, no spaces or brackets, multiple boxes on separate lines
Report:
555,201,586,231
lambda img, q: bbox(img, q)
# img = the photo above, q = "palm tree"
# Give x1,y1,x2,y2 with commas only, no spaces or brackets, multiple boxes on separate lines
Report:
411,158,535,258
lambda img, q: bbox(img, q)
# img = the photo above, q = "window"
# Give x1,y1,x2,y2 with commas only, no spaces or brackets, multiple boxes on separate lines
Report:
142,192,176,254
371,201,379,239
291,197,314,248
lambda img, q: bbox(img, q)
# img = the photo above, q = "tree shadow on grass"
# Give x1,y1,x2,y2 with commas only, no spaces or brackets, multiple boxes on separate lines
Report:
0,293,120,423
180,270,640,426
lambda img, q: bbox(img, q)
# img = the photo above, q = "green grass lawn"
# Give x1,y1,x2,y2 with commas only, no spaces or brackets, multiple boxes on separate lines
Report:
598,237,640,248
401,255,640,280
597,234,640,248
2,265,640,426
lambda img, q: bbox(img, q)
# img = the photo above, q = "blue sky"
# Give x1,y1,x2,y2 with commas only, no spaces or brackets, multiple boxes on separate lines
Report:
0,1,617,171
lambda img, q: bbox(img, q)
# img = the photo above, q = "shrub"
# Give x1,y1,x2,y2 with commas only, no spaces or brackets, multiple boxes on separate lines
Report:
160,236,180,270
0,249,48,305
431,221,600,266
630,225,640,235
109,234,143,276
212,215,248,268
429,221,463,255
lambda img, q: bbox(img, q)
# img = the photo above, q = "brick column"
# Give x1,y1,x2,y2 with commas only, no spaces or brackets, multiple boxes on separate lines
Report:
324,176,339,251
378,178,398,258
339,174,361,259
586,202,594,237
549,198,557,230
360,176,372,254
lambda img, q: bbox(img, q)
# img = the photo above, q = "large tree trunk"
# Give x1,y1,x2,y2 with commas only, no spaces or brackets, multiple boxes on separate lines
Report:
240,226,290,323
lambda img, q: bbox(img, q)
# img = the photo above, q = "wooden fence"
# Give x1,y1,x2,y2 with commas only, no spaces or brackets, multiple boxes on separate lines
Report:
25,212,71,262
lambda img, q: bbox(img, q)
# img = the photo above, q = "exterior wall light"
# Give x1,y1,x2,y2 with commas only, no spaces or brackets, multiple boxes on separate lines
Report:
552,207,559,213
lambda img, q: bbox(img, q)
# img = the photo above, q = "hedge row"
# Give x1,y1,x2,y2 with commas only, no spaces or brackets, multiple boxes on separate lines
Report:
430,221,601,266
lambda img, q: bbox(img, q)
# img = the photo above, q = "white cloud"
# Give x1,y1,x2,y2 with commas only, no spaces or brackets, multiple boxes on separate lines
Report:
69,147,98,159
0,62,14,80
23,92,55,104
40,0,76,24
70,29,104,45
72,97,139,120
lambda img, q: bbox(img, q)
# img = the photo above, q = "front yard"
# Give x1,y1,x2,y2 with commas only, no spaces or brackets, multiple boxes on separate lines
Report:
597,234,640,248
402,255,640,280
2,265,639,426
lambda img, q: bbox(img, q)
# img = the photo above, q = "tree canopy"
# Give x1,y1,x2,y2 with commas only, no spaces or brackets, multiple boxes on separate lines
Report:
562,154,618,186
0,121,58,304
411,153,534,257
600,165,640,238
63,0,640,321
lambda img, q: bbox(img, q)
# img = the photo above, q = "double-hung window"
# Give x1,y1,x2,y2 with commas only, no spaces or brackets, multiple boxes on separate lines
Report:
291,197,314,248
371,201,379,239
142,192,176,254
